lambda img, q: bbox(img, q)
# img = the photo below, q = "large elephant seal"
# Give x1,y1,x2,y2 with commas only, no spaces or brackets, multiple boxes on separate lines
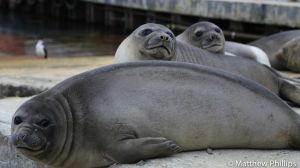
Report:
249,30,300,72
115,23,300,106
11,61,300,167
176,21,271,66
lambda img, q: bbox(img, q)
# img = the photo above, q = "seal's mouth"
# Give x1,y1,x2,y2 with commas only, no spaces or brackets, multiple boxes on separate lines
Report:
15,141,45,150
16,145,47,156
17,146,42,152
147,45,171,55
202,43,223,49
12,128,48,156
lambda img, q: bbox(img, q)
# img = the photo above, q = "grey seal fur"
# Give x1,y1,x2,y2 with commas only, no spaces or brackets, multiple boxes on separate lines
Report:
176,21,270,66
249,30,300,72
115,23,300,106
11,61,300,168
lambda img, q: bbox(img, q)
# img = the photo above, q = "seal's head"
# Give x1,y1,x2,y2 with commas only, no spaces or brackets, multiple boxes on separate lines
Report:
11,98,70,166
177,21,225,54
276,37,300,72
115,23,176,63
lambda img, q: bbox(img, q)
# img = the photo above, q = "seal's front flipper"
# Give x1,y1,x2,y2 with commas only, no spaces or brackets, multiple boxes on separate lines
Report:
106,137,181,164
280,80,300,106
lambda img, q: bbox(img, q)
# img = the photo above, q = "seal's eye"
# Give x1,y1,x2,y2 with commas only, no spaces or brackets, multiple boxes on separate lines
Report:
195,30,203,37
166,32,174,39
37,119,50,128
214,28,221,33
139,29,153,36
14,116,23,125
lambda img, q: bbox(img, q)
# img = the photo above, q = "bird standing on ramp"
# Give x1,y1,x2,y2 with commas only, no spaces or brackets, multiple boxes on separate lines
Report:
35,40,48,59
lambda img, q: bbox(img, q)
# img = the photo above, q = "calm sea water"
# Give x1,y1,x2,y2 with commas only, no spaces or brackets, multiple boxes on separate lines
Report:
0,11,127,57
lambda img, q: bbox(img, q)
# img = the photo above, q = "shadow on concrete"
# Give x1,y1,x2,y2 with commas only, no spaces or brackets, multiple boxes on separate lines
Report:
0,84,44,98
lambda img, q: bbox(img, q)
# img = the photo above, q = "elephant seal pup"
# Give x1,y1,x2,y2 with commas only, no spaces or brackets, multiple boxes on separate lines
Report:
176,21,271,66
115,23,175,62
249,30,300,72
11,61,300,168
115,23,300,106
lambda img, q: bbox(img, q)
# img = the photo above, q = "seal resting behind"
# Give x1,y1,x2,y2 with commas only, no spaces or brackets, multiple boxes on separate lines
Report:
114,23,300,106
11,61,300,168
249,30,300,72
176,21,271,66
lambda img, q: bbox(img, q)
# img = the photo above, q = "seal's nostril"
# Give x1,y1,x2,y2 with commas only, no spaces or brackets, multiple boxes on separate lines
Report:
165,36,169,41
160,36,164,40
212,34,218,40
19,134,27,141
209,34,216,41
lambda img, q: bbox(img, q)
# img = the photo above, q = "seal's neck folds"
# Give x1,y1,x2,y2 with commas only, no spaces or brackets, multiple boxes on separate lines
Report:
45,94,74,167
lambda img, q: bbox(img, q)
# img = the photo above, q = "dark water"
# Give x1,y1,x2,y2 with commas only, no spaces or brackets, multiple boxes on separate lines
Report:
0,11,127,57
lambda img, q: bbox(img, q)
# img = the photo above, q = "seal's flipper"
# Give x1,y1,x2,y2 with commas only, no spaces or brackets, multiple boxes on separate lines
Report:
107,137,181,163
280,80,300,106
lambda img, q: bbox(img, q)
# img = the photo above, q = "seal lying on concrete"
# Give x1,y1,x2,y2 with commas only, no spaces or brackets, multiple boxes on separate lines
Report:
249,30,300,72
176,21,270,66
11,61,300,168
115,23,300,106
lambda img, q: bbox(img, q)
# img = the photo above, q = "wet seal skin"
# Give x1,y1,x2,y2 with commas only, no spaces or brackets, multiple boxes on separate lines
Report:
249,30,300,72
11,61,300,167
177,21,270,66
115,23,300,106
